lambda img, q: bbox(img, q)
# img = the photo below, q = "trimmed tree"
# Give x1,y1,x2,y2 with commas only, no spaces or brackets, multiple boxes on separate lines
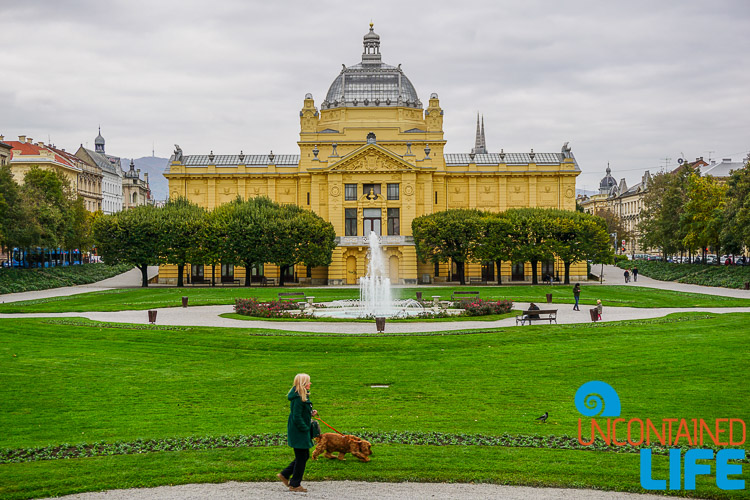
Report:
504,208,554,285
161,197,205,287
92,204,163,287
412,209,483,285
266,204,336,286
475,213,515,284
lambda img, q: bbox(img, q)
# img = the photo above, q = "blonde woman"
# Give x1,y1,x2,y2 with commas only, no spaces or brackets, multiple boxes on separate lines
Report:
277,373,318,492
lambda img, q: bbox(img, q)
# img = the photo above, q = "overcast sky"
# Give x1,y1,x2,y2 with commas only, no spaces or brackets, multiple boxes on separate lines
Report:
2,0,749,191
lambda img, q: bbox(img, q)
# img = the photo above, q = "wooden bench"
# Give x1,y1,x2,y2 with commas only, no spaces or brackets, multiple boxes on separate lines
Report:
451,291,480,301
278,292,306,302
220,278,241,287
468,277,485,285
516,309,558,326
189,277,210,286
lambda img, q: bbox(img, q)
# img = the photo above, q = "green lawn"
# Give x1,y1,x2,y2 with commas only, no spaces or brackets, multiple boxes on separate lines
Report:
3,284,750,313
0,314,748,498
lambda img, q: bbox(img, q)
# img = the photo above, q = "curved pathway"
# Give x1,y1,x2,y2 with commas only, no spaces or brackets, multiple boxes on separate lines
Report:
3,302,748,333
0,266,159,304
55,480,675,500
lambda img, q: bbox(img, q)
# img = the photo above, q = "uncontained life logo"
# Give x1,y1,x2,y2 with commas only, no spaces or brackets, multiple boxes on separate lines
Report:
574,381,746,491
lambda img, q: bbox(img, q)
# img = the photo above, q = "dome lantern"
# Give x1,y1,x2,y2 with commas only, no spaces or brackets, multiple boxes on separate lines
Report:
362,23,381,65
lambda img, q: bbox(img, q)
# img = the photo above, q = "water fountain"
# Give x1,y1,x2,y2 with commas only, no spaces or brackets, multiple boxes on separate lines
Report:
359,231,394,317
313,232,426,318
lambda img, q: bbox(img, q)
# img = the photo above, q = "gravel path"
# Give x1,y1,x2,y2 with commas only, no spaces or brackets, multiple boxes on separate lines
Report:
3,303,748,333
53,480,674,500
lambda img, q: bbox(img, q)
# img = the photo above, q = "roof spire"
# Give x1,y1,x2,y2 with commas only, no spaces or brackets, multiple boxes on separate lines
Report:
472,113,487,155
481,115,487,151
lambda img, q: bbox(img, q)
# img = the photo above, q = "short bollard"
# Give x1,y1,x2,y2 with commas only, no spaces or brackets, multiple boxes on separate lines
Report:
375,317,386,332
148,310,157,324
546,293,553,304
416,291,423,301
181,296,189,308
589,308,598,322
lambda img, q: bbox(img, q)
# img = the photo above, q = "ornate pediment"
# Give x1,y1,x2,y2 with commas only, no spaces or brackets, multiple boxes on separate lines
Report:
326,144,417,173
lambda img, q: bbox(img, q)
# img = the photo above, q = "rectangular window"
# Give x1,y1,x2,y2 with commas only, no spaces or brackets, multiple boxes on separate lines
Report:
345,208,357,236
345,184,357,201
387,183,399,200
434,262,440,277
191,264,204,282
306,192,310,205
221,263,235,283
306,265,312,278
363,207,382,236
435,191,438,204
387,208,400,235
363,183,381,198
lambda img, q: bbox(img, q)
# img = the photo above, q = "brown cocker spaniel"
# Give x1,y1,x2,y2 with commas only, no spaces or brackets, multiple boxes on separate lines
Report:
312,433,372,462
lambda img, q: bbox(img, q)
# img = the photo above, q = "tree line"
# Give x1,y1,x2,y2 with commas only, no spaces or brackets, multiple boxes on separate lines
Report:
412,207,614,285
640,157,750,261
92,196,337,287
0,166,91,267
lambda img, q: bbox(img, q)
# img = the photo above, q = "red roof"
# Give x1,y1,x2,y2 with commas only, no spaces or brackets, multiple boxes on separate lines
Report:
7,141,77,169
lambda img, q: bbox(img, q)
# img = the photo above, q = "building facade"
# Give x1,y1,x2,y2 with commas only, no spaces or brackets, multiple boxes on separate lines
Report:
122,159,151,209
163,25,582,285
580,166,651,256
75,129,123,214
5,136,82,192
47,144,103,212
0,139,11,167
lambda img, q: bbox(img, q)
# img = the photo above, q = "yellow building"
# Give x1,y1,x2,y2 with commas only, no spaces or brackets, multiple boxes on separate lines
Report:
163,25,582,285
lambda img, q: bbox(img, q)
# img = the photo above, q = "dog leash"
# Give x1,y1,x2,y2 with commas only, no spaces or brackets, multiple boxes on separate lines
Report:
314,416,343,435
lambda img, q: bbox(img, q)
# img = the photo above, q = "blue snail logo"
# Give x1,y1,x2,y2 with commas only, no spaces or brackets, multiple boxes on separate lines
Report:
575,381,621,417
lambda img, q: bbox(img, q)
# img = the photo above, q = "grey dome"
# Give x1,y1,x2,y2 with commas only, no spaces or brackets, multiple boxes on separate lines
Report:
599,166,617,193
322,25,421,109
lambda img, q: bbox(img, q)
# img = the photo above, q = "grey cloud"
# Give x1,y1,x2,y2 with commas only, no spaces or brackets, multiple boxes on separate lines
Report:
1,0,748,191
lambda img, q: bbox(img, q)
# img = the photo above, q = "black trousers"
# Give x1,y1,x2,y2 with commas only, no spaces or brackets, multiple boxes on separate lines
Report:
281,447,309,487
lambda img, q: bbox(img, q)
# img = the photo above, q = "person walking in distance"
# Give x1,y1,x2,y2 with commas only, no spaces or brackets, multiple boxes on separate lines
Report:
278,373,318,493
572,283,581,311
624,269,630,283
632,265,638,282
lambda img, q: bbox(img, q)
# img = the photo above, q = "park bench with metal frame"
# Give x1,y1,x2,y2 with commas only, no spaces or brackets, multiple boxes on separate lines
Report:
278,292,306,302
516,309,558,326
451,291,480,301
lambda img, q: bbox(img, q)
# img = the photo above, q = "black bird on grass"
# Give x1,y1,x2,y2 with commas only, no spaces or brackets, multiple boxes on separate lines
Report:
535,412,548,423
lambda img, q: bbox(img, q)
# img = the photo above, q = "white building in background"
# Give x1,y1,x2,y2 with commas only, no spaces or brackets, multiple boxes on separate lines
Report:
76,129,123,214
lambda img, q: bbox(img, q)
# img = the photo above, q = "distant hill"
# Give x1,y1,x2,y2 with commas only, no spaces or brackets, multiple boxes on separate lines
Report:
121,156,169,201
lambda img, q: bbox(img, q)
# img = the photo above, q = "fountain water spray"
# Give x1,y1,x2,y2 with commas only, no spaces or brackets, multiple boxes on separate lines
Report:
359,231,394,316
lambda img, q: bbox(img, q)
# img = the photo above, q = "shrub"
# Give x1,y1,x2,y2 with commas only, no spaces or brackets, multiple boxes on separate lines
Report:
616,260,750,289
234,298,302,318
0,263,133,295
455,298,513,316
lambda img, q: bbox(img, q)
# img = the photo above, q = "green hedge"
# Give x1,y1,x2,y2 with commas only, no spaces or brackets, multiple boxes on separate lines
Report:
0,263,133,295
616,260,750,289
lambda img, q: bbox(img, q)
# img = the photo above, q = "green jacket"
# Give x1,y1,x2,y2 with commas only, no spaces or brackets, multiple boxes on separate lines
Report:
287,388,314,449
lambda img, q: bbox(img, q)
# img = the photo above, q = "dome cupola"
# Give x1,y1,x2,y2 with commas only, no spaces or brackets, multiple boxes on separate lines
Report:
599,165,617,194
322,24,421,110
94,126,105,154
